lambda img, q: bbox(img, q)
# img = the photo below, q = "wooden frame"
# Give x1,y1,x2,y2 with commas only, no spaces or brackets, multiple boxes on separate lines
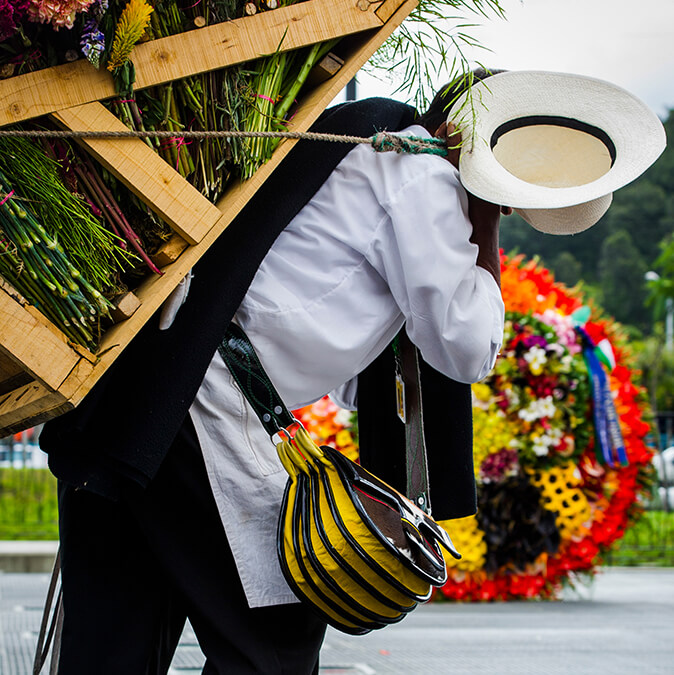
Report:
0,0,417,435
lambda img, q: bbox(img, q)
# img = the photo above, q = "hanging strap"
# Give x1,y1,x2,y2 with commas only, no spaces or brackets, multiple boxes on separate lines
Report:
396,331,431,513
218,323,432,512
217,323,295,436
32,547,63,675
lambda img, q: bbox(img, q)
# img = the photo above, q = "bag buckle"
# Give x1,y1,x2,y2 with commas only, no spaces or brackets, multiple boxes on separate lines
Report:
272,419,304,445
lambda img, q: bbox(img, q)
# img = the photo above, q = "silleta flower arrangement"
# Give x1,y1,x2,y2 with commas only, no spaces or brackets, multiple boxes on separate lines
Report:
297,253,654,600
0,0,504,352
1,0,340,348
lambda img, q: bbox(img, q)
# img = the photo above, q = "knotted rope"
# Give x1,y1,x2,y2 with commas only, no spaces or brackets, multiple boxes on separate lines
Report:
0,127,449,156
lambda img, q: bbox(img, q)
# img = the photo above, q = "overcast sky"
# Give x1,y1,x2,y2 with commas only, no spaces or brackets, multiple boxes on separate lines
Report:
352,0,674,118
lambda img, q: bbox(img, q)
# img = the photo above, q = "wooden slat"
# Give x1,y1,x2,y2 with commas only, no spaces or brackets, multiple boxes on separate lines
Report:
64,0,417,410
110,292,142,323
52,103,222,246
307,52,345,85
0,380,71,435
0,352,32,396
151,235,190,268
0,0,388,127
0,286,82,392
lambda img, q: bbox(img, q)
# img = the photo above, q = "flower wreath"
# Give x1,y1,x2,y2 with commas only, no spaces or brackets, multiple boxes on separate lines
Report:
295,253,654,600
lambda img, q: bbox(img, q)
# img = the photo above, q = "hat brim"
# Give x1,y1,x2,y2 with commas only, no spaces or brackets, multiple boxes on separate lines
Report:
453,71,666,212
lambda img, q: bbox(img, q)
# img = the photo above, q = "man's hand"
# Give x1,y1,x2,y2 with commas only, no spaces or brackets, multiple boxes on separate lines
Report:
434,121,509,287
434,121,461,170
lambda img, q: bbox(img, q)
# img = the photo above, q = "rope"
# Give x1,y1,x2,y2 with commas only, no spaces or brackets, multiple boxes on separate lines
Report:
0,127,449,156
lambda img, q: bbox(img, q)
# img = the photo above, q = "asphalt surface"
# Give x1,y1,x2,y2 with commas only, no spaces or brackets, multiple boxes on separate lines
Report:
1,567,672,674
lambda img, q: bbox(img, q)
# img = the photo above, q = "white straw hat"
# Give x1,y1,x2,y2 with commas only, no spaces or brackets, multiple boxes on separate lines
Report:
451,71,667,235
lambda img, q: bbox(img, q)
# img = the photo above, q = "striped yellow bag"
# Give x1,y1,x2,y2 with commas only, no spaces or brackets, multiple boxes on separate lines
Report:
275,424,459,634
219,323,460,635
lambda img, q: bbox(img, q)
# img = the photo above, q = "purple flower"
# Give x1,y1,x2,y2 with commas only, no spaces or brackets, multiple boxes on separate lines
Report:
0,0,30,41
89,0,107,21
522,335,548,350
80,17,104,68
480,448,520,484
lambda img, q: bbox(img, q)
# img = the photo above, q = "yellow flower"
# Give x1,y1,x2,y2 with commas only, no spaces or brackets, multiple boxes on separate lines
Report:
439,515,487,573
107,0,154,72
472,405,519,476
528,463,592,540
335,430,353,447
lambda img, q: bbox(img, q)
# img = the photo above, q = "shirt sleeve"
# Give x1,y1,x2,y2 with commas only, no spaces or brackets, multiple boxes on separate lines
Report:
364,161,505,384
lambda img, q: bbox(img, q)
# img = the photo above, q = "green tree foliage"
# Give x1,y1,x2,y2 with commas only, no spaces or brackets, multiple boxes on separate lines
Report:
549,251,582,288
598,229,649,330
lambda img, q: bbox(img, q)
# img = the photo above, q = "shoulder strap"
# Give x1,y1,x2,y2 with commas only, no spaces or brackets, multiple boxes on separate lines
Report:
219,324,432,512
395,330,431,513
217,323,295,436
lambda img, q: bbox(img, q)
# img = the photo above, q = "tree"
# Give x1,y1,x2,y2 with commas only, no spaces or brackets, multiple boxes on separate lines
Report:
549,251,582,288
597,229,649,330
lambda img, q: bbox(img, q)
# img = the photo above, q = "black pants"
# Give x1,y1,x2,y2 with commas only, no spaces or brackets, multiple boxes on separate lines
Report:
56,417,327,674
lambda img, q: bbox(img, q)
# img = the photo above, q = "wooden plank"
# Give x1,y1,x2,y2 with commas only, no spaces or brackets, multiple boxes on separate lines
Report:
0,0,388,127
0,380,71,435
110,292,142,323
64,0,418,410
52,103,221,246
0,286,82,392
0,336,95,434
306,52,345,86
0,352,32,396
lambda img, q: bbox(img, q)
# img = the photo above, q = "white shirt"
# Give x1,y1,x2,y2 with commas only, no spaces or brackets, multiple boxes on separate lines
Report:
184,125,504,607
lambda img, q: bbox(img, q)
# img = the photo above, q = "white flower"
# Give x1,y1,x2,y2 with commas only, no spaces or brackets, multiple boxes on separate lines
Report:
505,388,521,407
546,343,565,357
518,395,557,422
531,428,563,456
523,345,547,374
334,408,353,427
532,439,550,456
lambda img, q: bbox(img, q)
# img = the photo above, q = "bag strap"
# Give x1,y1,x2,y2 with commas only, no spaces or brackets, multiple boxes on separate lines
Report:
33,547,63,675
218,324,433,512
394,331,431,513
217,323,295,437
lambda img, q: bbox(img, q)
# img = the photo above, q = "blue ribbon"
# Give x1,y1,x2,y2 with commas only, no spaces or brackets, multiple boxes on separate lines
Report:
576,327,628,467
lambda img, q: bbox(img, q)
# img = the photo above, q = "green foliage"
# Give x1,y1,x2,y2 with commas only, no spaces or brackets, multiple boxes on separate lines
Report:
598,229,649,331
367,0,505,110
604,510,674,567
0,469,58,540
632,331,674,413
549,251,582,288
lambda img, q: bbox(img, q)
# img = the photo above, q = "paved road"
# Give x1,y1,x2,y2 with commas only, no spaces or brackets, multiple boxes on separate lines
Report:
1,567,673,674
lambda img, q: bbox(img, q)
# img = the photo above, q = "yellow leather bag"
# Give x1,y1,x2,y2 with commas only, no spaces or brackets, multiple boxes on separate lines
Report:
219,323,460,635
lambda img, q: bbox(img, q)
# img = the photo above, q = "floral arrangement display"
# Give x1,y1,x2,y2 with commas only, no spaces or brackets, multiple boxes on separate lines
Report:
296,253,654,600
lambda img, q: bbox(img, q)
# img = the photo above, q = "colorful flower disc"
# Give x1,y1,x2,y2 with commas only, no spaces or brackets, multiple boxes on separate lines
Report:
295,253,654,600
